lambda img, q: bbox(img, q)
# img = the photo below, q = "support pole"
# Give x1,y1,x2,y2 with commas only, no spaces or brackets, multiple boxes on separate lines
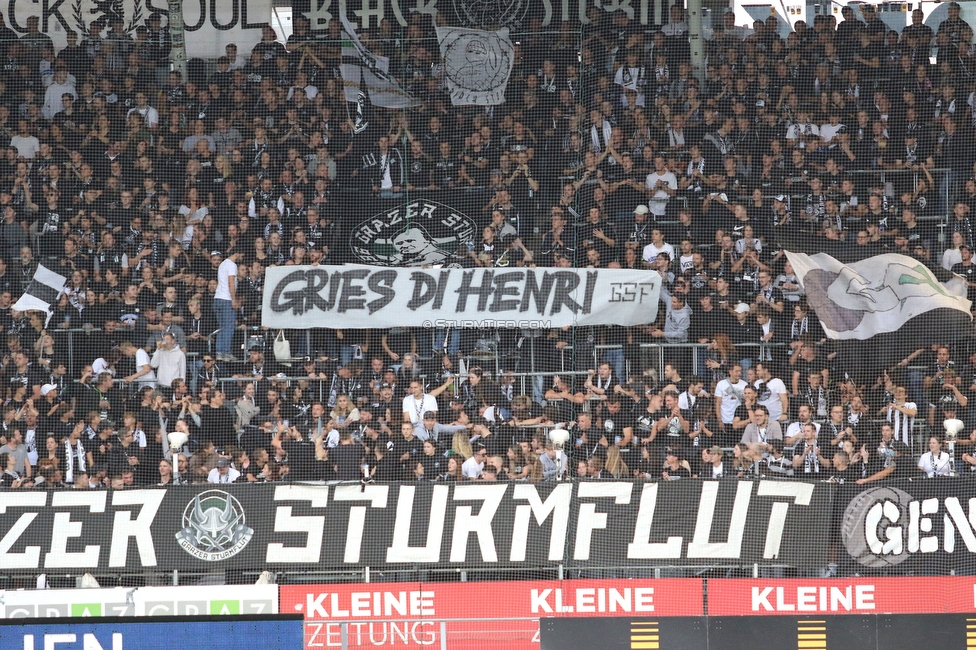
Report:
168,0,187,82
688,0,704,83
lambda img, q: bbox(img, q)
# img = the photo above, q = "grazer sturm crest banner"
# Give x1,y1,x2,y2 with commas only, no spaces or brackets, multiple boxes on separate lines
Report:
261,264,663,329
349,198,478,266
436,26,514,106
7,0,272,58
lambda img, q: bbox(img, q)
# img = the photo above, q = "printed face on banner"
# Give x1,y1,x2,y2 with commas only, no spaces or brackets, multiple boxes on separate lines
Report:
349,200,477,266
438,27,515,106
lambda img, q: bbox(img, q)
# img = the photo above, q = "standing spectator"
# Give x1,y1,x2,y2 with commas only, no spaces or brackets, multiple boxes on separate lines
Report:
42,68,76,120
150,332,185,389
739,405,782,446
886,384,918,447
645,155,677,219
207,456,240,483
213,250,243,362
714,363,747,447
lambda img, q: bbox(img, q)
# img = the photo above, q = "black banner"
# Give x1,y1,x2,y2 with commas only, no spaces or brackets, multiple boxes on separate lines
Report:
0,480,828,573
541,616,707,650
838,479,976,572
542,614,968,650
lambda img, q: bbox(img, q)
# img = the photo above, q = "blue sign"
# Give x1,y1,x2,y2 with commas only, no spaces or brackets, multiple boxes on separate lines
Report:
0,616,304,650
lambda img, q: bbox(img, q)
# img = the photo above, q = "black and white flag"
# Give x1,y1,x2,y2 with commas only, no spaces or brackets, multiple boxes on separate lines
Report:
785,251,971,340
436,26,514,106
12,265,67,324
340,15,420,109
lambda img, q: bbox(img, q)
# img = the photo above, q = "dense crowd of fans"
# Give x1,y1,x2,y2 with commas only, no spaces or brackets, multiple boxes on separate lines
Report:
1,6,976,492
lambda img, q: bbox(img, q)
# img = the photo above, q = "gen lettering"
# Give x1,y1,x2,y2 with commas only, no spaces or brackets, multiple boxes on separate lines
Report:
23,633,122,650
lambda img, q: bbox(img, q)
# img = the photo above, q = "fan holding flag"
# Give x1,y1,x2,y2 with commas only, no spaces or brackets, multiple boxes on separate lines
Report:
11,264,68,328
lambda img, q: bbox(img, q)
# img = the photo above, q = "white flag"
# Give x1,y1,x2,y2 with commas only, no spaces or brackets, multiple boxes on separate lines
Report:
436,26,514,106
12,264,67,323
785,251,972,340
340,15,420,109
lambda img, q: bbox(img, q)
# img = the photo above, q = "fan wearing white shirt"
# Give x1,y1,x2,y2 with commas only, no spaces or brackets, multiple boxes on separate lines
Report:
645,155,677,218
784,405,821,447
755,362,789,423
402,378,455,434
820,114,845,143
918,436,950,478
207,457,240,483
641,228,675,266
714,363,747,441
462,445,487,479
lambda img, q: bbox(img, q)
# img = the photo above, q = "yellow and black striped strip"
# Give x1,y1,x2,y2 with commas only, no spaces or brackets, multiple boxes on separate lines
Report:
797,619,827,650
630,620,660,650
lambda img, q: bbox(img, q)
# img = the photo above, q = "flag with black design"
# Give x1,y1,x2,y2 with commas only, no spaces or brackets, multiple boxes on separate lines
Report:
783,246,975,384
352,89,370,135
12,264,67,324
340,15,420,110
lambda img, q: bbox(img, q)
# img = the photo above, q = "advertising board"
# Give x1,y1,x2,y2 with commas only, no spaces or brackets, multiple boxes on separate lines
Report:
280,579,704,649
0,585,279,618
0,615,304,650
707,577,976,615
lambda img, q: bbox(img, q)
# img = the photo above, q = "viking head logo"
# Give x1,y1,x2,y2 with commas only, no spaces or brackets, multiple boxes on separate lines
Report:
176,490,254,561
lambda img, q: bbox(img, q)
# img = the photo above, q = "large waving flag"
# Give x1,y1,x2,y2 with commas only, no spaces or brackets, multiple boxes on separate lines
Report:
12,264,67,325
340,16,420,110
785,251,972,340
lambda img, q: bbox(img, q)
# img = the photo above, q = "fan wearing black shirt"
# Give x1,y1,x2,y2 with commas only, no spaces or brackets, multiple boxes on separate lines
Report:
201,390,237,450
393,421,424,480
273,419,322,481
327,430,366,481
584,361,617,401
826,450,860,484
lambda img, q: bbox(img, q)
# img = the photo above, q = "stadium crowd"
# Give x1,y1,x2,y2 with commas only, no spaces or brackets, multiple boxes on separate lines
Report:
0,5,975,491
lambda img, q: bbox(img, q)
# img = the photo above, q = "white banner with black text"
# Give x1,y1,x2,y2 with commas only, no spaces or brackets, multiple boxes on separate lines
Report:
260,265,662,330
8,0,271,59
